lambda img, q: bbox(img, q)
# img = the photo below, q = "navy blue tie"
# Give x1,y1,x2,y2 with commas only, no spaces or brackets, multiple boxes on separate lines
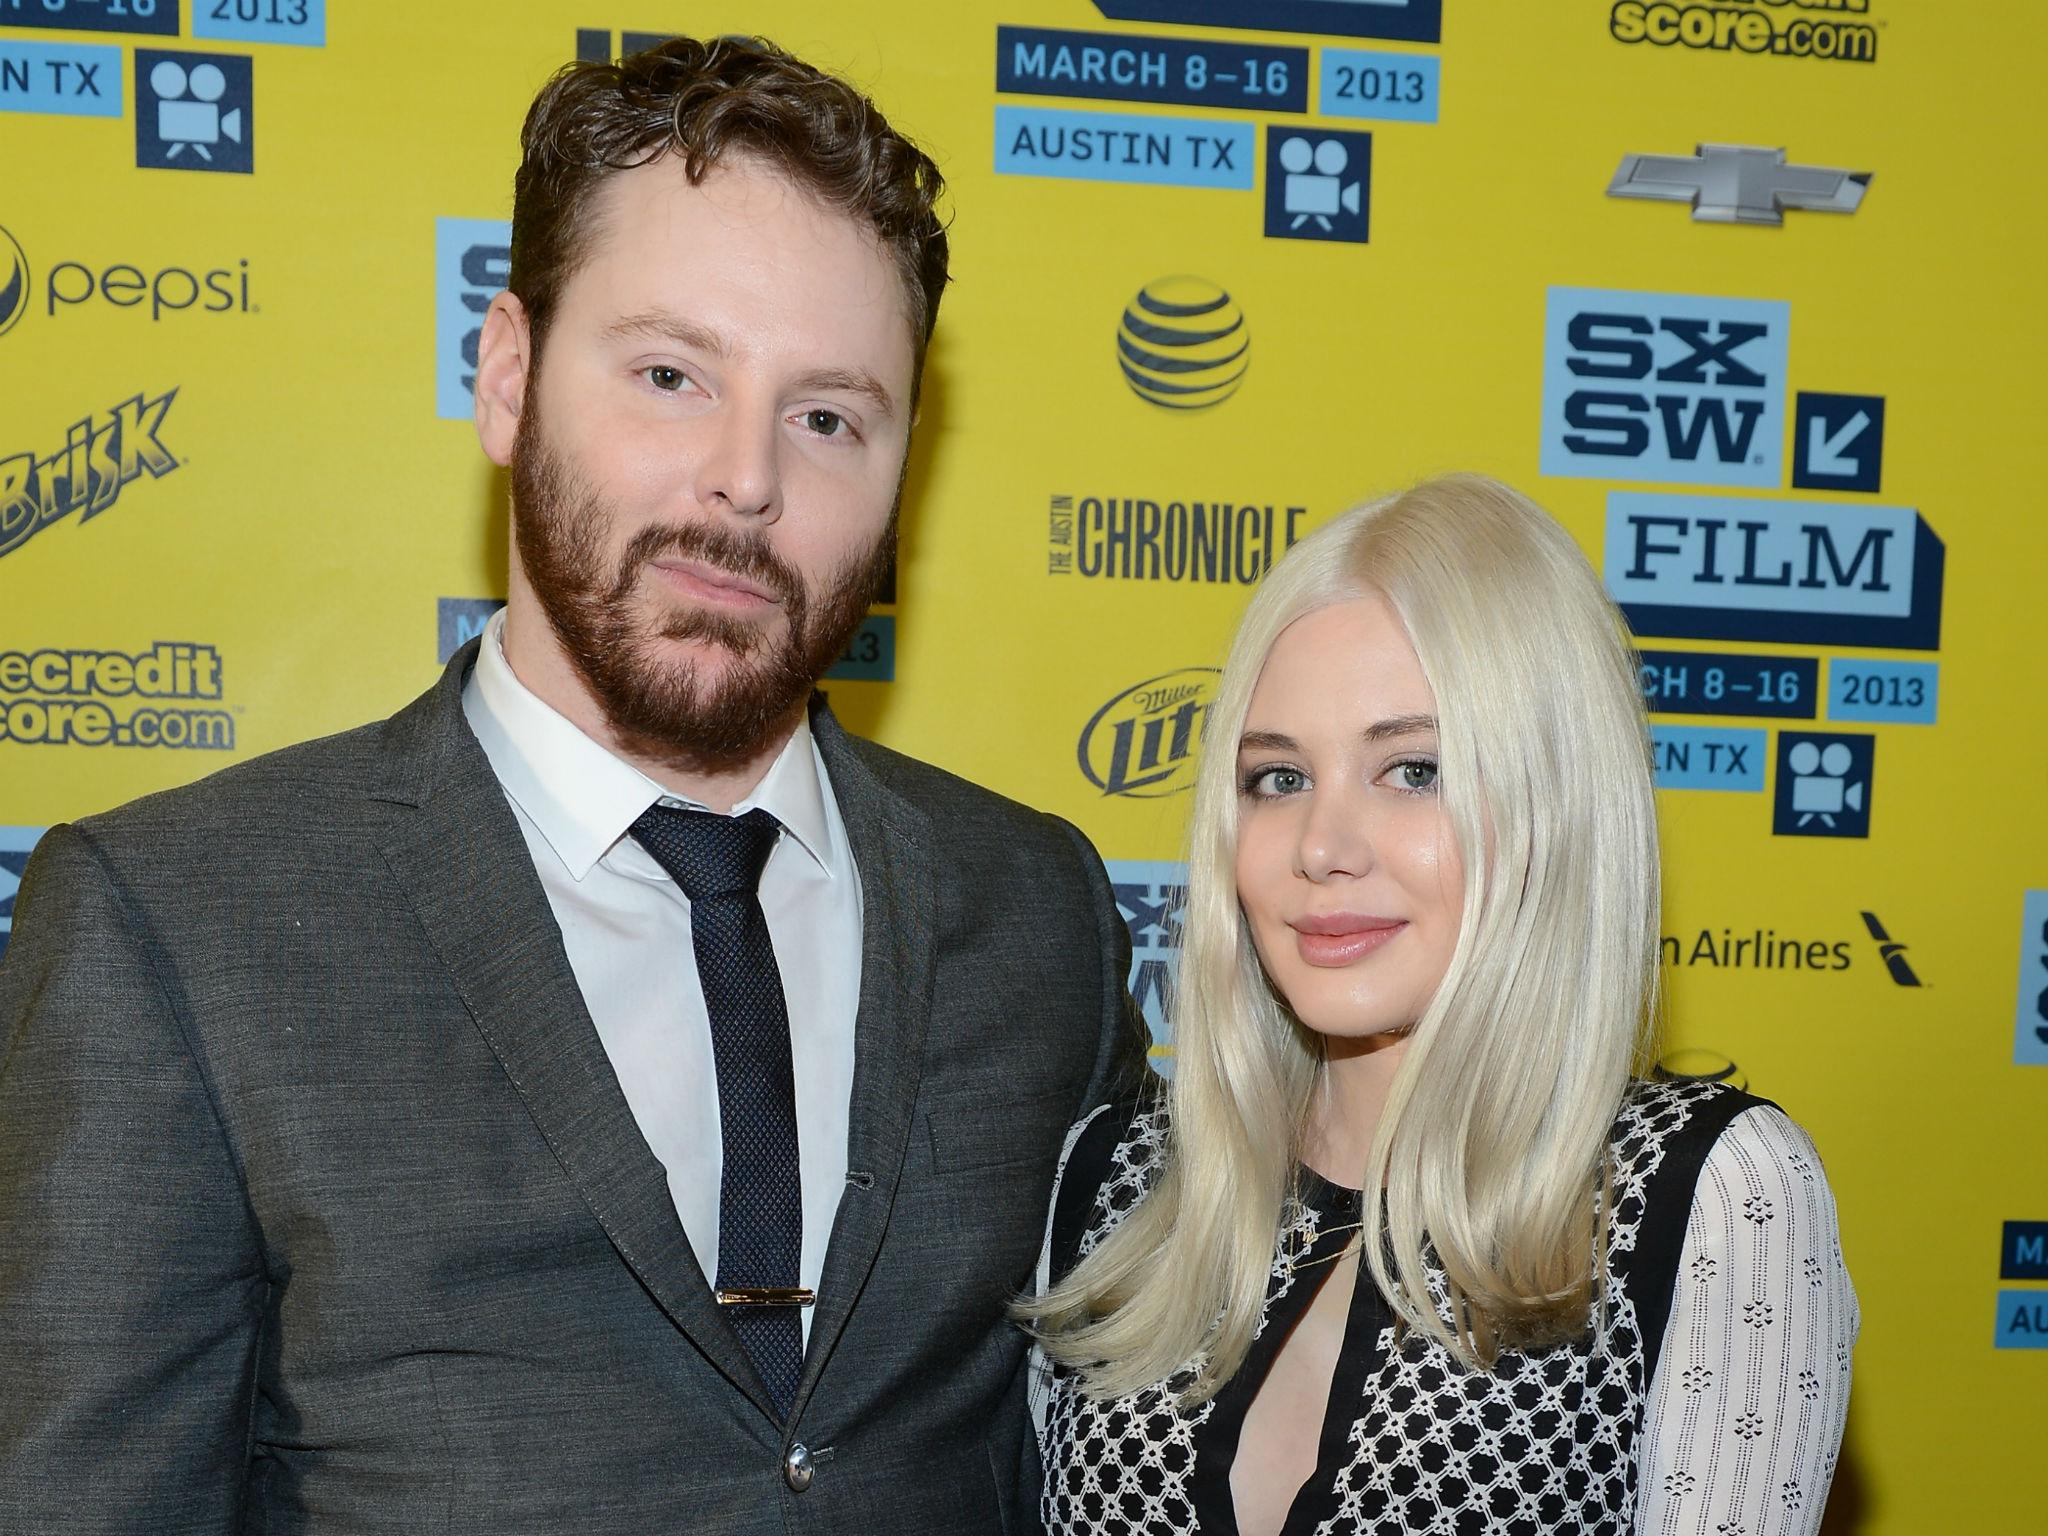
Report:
630,805,805,1416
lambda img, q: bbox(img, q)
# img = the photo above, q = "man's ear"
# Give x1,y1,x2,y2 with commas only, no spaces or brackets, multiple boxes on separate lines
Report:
475,291,533,468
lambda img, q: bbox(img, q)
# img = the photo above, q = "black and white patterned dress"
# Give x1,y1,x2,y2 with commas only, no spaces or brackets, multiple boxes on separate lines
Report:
1030,1080,1856,1536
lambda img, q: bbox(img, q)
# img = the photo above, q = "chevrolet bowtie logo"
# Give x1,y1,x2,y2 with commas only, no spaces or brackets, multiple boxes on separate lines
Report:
1608,145,1871,226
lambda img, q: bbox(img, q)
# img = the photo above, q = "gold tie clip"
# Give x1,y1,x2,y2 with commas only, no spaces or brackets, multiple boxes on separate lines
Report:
715,1287,817,1308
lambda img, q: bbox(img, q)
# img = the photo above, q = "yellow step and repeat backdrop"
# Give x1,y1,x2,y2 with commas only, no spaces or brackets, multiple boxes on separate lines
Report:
2,2,2042,1528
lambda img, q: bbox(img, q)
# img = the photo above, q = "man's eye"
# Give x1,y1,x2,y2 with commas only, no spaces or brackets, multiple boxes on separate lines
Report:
803,408,848,437
646,366,687,392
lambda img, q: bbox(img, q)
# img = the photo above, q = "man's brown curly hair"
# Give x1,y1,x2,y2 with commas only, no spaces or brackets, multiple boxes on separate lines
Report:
511,35,950,382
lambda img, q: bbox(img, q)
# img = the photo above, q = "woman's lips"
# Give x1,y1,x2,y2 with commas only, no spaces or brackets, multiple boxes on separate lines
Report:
1288,914,1407,968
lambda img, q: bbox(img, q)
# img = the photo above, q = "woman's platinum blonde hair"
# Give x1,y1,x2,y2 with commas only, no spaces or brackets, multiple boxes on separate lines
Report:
1021,473,1660,1399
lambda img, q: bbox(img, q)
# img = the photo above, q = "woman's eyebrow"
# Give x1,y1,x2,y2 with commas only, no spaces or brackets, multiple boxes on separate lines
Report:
1238,715,1437,755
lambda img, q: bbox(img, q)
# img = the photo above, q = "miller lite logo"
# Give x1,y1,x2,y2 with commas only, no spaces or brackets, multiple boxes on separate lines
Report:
1078,668,1218,797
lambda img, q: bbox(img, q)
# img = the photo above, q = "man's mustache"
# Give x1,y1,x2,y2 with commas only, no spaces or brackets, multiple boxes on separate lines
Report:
608,521,805,610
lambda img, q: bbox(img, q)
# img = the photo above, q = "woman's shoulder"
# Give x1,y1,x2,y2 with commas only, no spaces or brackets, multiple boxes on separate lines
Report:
1048,1092,1171,1281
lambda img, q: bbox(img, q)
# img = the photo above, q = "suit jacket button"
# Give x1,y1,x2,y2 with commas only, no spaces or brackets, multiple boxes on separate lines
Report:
784,1442,813,1493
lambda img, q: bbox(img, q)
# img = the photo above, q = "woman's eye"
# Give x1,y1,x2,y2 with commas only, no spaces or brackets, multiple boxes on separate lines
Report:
646,366,687,392
1243,766,1308,798
1392,760,1439,793
802,408,848,438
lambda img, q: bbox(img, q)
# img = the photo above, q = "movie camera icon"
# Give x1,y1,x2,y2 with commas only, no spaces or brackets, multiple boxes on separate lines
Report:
1785,740,1863,829
1276,136,1364,230
150,59,243,161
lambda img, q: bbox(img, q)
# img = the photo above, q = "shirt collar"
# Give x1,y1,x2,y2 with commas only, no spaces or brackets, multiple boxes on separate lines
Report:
461,609,840,883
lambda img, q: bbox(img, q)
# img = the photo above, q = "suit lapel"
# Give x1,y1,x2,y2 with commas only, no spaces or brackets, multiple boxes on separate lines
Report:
368,646,781,1424
797,705,937,1410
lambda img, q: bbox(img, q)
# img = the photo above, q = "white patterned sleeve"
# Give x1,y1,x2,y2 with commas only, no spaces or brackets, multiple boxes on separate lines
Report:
1633,1106,1858,1536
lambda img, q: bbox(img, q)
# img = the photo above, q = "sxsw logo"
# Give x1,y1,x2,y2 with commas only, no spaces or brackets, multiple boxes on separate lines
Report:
0,826,45,966
435,218,510,420
2016,890,2048,1067
1541,287,1788,488
1606,492,1945,651
1106,858,1187,1065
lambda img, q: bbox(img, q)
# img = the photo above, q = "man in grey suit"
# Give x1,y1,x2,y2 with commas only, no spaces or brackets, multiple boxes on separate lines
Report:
0,37,1143,1534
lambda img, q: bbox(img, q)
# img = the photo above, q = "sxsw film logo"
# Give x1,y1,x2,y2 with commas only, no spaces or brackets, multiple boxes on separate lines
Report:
1606,492,1944,651
1117,277,1248,411
1772,731,1872,838
1265,128,1370,244
0,826,46,967
435,218,511,420
1079,668,1218,797
1793,391,1885,493
2015,890,2048,1067
136,50,251,174
1107,858,1187,1064
0,391,179,561
1541,287,1789,488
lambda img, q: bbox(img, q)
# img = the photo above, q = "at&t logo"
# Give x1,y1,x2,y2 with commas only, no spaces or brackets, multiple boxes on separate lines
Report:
1079,668,1218,797
1117,277,1248,410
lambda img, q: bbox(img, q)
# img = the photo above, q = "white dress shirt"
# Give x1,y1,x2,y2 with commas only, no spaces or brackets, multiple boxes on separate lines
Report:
461,610,862,1343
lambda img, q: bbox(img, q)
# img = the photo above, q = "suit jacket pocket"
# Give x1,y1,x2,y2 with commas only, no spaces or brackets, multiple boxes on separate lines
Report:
924,1085,1075,1175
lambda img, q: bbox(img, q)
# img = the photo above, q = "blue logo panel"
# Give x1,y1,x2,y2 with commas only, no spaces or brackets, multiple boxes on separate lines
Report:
0,41,123,117
1106,857,1187,1065
435,217,511,421
1638,649,1816,719
0,0,177,33
1995,1291,2048,1349
1772,731,1874,838
193,0,325,47
2004,1222,2048,1281
997,26,1307,113
575,30,677,62
1318,48,1440,123
0,824,47,966
135,49,252,174
1650,726,1766,791
1264,126,1371,243
1793,391,1885,493
824,615,895,682
2015,890,2048,1067
1826,659,1936,725
995,105,1254,189
1606,492,1945,651
436,597,504,664
1542,288,1789,488
1092,1,1442,44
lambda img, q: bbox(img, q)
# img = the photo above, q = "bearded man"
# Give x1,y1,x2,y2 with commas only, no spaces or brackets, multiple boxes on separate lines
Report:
0,37,1144,1535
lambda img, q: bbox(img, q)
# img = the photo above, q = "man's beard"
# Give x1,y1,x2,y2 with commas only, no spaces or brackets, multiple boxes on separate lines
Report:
510,409,894,776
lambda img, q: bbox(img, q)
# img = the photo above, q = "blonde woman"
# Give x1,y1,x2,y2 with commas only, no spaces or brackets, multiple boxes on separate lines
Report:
1022,476,1857,1536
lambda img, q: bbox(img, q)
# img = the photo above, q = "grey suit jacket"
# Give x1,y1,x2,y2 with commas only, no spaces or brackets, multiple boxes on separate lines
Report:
0,644,1146,1535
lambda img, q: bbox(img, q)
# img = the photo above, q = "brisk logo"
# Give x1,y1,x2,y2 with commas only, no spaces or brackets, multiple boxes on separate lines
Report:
1541,287,1788,488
